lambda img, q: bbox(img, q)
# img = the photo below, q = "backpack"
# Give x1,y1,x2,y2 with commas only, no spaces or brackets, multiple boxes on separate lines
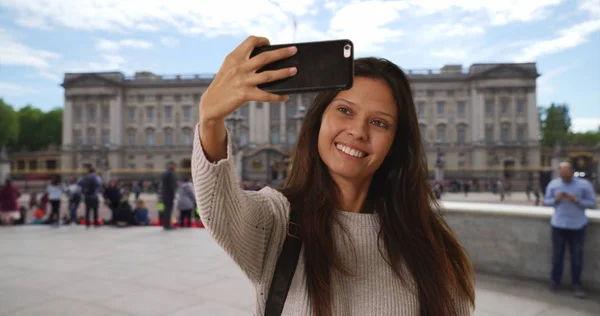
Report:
82,175,99,197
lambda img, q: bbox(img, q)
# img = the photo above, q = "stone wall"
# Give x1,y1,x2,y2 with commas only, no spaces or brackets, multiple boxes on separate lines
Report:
442,201,600,291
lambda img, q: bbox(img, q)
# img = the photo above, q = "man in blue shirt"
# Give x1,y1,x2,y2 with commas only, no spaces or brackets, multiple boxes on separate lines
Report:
544,162,597,298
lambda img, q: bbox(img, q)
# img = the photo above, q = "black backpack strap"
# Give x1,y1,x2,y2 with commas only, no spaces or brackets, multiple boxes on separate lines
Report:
264,210,302,316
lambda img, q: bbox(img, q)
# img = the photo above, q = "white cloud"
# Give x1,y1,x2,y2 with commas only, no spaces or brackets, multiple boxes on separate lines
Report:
328,1,408,53
96,38,153,51
515,19,600,62
0,28,60,69
572,118,600,133
579,0,600,18
160,37,180,47
136,23,160,31
408,0,562,25
0,81,39,96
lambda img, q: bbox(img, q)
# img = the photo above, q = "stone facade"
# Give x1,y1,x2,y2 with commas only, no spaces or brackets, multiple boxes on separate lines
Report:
61,62,542,184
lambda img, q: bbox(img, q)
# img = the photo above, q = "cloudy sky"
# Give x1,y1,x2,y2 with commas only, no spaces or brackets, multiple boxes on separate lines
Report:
1,0,599,131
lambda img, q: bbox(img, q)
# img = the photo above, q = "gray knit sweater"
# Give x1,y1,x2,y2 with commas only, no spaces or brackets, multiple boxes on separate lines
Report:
191,125,472,316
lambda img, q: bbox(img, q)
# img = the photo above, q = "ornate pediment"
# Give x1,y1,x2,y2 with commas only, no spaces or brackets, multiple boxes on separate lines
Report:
471,65,539,80
62,74,122,88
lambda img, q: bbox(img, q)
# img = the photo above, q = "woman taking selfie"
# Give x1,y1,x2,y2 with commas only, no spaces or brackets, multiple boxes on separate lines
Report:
192,36,475,316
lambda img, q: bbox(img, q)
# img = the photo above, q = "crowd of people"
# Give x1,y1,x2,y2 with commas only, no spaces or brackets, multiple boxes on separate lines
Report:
0,161,199,229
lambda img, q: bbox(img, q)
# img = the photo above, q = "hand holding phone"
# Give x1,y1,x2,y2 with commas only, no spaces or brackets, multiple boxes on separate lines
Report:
250,39,354,95
199,36,298,122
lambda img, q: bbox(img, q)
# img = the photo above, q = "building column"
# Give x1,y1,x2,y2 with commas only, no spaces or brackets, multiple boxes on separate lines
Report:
526,89,539,142
470,88,485,144
110,91,124,146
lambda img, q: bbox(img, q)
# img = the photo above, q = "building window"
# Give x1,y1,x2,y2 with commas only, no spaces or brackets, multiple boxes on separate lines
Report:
102,130,110,145
485,126,493,143
74,106,82,122
436,125,446,142
271,103,281,119
183,129,192,146
240,129,249,146
88,105,96,121
102,106,109,121
417,102,425,116
46,160,57,170
501,124,510,142
287,129,296,144
517,101,524,113
436,101,444,116
517,126,525,142
419,124,427,142
457,125,466,144
240,104,249,118
165,129,173,146
74,130,83,145
164,106,172,121
458,161,465,168
128,132,136,146
17,160,25,170
128,108,136,121
287,103,296,118
501,101,509,114
88,130,96,146
137,95,144,103
146,129,154,146
29,160,37,170
485,100,494,114
457,102,465,116
183,105,191,122
146,107,154,121
271,129,280,144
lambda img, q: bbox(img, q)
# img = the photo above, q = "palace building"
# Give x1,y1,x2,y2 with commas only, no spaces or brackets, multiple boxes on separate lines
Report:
60,62,542,186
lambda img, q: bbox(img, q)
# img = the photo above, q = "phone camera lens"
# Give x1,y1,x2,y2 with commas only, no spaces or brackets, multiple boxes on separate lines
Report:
344,44,351,51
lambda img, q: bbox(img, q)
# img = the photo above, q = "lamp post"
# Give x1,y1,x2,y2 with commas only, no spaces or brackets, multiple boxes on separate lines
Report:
225,113,244,154
225,112,245,181
434,139,444,182
292,105,306,134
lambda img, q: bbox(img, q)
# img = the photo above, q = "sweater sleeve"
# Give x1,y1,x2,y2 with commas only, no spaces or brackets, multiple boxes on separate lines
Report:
191,124,289,284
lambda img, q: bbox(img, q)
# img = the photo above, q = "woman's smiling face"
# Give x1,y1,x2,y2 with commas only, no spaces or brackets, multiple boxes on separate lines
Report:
317,76,398,183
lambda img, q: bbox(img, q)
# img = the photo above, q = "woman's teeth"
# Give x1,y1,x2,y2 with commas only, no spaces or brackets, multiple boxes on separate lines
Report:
336,143,366,158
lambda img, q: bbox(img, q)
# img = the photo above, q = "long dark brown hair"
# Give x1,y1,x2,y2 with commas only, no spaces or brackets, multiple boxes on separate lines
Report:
279,57,475,316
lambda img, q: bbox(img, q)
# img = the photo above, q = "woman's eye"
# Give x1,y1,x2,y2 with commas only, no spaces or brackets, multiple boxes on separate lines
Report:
337,107,351,115
372,120,388,128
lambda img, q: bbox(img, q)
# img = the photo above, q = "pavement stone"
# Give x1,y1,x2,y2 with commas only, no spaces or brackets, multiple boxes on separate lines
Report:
0,226,599,316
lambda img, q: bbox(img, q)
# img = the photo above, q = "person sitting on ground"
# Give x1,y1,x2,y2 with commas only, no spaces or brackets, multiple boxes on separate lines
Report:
113,198,134,227
133,199,150,226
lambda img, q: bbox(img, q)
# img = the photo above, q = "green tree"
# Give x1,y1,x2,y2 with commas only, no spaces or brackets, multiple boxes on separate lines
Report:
11,106,62,151
38,108,63,147
565,130,600,146
540,103,571,148
0,99,19,147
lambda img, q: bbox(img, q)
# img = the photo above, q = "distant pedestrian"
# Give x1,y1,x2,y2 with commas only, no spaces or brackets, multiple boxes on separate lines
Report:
46,175,66,226
176,177,195,228
161,161,178,230
544,162,597,298
0,179,21,225
78,168,103,227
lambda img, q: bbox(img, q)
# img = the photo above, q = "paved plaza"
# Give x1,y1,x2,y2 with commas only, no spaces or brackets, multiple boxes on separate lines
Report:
0,226,599,316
